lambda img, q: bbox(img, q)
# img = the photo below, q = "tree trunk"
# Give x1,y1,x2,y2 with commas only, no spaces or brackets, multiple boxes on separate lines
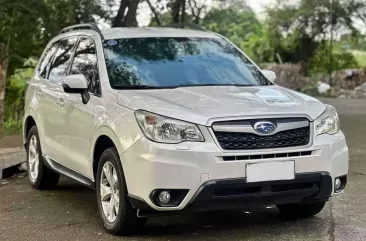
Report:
0,57,9,138
171,0,181,24
146,0,161,26
180,0,186,24
113,0,131,27
122,0,140,27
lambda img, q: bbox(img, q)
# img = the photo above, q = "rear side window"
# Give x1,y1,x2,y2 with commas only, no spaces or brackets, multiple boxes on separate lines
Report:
48,37,78,82
37,43,58,78
70,38,100,95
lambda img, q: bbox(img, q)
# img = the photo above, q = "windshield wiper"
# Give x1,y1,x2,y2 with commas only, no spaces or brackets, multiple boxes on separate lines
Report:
113,85,176,90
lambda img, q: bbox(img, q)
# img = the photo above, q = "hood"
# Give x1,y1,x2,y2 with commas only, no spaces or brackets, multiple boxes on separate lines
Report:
117,85,326,126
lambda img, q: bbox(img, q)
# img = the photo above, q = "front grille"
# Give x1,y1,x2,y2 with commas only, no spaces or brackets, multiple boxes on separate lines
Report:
213,118,311,150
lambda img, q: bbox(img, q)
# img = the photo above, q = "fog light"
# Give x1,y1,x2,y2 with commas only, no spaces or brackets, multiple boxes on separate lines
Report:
335,178,341,189
158,191,171,204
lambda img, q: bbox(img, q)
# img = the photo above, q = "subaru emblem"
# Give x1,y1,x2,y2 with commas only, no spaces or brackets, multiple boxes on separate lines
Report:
254,121,277,135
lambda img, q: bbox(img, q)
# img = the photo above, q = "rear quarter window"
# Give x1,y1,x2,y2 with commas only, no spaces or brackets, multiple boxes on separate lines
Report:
48,37,78,82
37,42,58,78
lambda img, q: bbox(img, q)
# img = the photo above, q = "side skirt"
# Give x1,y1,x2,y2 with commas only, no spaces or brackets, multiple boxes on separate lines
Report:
42,155,95,189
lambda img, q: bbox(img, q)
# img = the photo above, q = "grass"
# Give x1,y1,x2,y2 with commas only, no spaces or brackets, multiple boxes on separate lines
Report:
352,50,366,67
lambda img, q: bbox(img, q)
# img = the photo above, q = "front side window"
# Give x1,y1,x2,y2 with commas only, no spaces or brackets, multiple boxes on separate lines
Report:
70,38,100,95
48,37,78,82
103,37,271,89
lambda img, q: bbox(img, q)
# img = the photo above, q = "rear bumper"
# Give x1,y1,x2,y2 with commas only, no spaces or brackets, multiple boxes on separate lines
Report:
129,172,334,213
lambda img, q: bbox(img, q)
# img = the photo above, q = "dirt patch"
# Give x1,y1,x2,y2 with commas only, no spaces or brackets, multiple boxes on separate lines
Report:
0,135,23,149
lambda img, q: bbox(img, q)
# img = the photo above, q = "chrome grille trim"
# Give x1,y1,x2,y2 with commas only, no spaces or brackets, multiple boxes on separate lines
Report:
222,151,313,161
212,120,309,136
211,117,312,150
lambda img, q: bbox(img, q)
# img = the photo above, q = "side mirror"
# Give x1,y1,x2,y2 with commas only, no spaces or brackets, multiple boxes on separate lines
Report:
262,70,277,82
62,74,90,104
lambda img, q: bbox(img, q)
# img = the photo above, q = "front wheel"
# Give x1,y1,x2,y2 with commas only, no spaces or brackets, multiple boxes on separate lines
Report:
96,147,147,235
277,201,326,220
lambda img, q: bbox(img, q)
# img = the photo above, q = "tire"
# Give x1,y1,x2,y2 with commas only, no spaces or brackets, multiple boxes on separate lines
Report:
26,125,60,189
96,147,147,235
277,201,326,220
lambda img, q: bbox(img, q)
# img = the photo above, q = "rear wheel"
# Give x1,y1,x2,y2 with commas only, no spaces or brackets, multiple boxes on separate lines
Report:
96,147,147,235
26,126,60,189
277,201,326,219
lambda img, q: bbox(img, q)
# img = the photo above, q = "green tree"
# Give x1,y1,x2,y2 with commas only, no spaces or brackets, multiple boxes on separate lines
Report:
266,0,356,65
0,0,47,137
240,28,274,64
0,0,110,136
202,7,262,48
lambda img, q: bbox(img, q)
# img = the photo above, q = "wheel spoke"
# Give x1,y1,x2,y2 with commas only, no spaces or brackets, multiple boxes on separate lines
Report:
30,145,37,156
103,163,114,186
34,158,39,176
112,167,117,187
113,194,119,214
100,183,112,201
30,157,36,172
108,197,116,221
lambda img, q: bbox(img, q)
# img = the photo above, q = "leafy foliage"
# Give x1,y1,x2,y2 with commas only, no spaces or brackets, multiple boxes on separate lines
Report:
4,58,37,135
202,8,261,48
308,43,359,75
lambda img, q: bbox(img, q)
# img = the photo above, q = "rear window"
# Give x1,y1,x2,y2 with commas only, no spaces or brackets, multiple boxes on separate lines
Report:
103,37,271,89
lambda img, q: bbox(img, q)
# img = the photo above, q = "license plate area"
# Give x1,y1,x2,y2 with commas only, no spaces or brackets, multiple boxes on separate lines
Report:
246,161,295,183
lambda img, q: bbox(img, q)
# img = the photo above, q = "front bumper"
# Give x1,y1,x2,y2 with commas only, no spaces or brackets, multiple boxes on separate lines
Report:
130,173,333,213
121,128,348,212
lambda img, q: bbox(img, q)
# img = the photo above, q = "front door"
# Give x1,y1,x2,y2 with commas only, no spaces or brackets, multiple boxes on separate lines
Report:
59,37,100,177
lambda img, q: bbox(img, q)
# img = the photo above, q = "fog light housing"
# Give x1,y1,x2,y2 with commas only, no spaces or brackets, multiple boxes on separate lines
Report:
151,189,189,207
158,191,171,204
334,175,347,193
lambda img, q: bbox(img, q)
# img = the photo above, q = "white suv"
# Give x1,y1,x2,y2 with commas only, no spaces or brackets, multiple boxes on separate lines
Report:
23,23,348,234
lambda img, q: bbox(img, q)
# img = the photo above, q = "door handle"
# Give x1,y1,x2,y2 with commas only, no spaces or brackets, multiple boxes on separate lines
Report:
57,98,65,108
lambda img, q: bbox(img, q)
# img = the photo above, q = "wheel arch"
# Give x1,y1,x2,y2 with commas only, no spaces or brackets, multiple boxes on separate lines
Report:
91,126,123,180
23,115,37,145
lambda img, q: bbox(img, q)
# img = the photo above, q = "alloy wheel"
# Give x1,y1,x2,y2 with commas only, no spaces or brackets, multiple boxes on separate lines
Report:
100,161,120,223
28,135,39,182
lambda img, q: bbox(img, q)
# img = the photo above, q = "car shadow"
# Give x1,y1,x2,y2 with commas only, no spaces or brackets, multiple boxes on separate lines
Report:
49,176,329,240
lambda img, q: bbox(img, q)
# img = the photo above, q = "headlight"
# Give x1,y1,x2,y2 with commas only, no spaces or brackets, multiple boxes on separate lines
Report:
135,110,204,143
315,105,340,135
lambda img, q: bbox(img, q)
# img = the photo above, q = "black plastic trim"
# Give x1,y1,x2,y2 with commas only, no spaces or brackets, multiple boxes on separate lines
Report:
128,172,333,215
186,172,332,212
43,155,95,189
128,195,153,210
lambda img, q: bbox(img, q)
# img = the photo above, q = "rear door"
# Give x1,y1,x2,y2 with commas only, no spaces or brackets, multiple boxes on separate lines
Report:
31,42,58,153
40,37,78,162
59,37,100,176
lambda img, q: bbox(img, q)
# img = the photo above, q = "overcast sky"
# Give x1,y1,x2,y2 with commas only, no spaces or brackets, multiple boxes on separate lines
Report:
137,0,275,26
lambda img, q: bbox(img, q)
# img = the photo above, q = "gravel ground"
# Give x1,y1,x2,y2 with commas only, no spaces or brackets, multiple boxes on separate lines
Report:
0,99,366,241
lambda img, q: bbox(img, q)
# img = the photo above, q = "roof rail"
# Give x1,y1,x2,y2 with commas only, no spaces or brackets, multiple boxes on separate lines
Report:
60,23,104,40
163,23,206,31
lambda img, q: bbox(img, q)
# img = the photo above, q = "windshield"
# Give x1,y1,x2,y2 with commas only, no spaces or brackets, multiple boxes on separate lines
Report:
103,37,272,89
